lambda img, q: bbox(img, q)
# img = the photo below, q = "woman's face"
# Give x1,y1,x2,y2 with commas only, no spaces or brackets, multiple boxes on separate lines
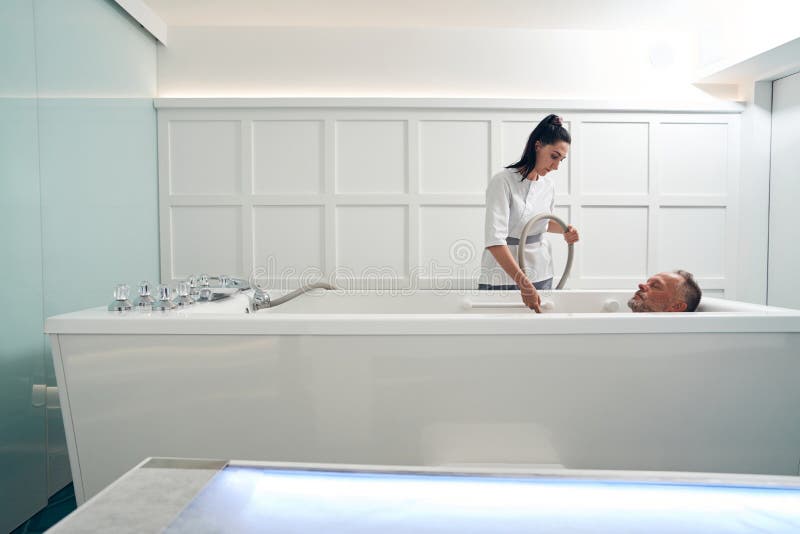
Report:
534,140,569,176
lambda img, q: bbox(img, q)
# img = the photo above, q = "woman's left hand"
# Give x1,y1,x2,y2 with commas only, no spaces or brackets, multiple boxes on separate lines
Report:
564,225,579,244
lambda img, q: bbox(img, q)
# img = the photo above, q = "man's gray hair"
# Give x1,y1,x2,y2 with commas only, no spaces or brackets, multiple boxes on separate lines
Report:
675,270,702,312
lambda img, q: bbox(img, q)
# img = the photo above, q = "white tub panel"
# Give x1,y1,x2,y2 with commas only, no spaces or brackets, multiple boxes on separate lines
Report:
57,331,800,501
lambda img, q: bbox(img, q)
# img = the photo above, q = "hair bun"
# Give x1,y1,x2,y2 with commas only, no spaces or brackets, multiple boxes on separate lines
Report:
550,115,563,126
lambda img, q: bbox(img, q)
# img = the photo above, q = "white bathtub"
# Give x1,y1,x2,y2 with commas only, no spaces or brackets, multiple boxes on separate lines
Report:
45,289,800,503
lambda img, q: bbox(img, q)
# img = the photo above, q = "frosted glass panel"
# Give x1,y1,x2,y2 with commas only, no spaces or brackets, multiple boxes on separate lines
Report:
4,0,159,525
0,97,47,534
33,0,156,96
39,99,159,313
0,0,37,96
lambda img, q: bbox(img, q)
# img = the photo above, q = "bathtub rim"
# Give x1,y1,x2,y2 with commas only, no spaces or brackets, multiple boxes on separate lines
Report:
45,293,800,336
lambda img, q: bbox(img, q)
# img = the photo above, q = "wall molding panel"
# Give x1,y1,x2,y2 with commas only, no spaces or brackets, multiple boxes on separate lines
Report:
157,102,741,296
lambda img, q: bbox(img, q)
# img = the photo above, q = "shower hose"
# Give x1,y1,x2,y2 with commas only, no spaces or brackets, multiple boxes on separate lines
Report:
516,213,574,290
269,282,337,307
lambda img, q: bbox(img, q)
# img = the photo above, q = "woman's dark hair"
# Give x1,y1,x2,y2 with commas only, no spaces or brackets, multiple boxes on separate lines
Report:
507,114,571,180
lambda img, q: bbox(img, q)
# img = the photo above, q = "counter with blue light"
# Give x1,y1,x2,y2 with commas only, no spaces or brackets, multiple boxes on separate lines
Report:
50,458,800,533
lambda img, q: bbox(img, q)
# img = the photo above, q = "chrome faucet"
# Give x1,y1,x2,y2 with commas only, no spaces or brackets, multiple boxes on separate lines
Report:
246,282,337,313
248,287,271,312
187,273,251,301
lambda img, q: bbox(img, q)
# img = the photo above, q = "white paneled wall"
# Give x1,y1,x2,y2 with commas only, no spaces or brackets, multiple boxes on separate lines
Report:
157,101,740,296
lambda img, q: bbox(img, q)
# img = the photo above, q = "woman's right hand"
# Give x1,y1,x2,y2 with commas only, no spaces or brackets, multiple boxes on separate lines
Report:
485,245,542,313
519,279,542,313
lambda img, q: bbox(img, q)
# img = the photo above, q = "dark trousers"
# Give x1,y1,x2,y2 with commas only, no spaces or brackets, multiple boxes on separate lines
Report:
478,278,553,291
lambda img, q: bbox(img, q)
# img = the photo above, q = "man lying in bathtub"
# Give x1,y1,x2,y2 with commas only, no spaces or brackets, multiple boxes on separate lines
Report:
628,270,702,313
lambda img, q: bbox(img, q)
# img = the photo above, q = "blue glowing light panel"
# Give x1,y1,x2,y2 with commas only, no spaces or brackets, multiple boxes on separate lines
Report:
166,466,800,533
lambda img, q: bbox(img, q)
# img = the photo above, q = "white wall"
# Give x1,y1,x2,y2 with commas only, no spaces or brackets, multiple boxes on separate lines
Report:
150,2,795,304
157,103,739,298
157,27,708,101
768,71,800,308
152,1,800,101
734,82,772,304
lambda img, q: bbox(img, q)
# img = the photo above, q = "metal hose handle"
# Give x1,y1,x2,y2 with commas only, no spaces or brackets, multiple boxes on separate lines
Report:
517,213,574,290
269,282,337,307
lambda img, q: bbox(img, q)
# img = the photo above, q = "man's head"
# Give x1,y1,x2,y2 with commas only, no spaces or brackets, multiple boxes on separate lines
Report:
627,270,702,313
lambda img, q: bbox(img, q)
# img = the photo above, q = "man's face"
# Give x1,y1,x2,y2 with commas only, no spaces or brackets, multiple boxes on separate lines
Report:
627,272,688,313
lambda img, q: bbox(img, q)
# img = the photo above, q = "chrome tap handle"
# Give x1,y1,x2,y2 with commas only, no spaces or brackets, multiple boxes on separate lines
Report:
134,280,156,311
138,281,152,297
174,281,195,307
159,285,171,300
152,285,175,311
186,275,204,298
108,284,133,312
194,274,212,300
177,282,190,297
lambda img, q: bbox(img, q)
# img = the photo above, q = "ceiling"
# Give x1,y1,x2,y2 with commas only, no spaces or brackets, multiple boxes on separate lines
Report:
139,0,716,30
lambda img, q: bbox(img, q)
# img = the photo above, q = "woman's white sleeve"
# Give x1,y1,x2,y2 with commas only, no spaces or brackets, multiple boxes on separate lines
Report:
484,176,510,248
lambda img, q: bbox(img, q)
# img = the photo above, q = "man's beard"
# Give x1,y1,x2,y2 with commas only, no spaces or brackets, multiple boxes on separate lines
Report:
628,294,650,312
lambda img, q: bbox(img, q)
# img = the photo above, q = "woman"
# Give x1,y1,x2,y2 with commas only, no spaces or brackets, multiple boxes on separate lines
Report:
478,114,579,312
